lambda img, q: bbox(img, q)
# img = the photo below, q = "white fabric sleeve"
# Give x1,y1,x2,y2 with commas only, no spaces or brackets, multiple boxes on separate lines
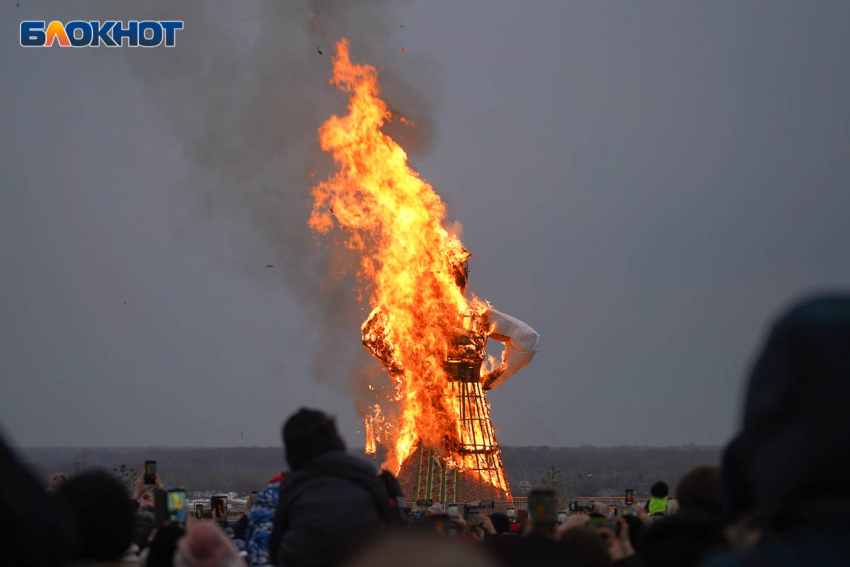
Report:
486,307,541,389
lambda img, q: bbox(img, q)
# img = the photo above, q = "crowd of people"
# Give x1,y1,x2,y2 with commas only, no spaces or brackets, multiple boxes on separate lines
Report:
2,295,848,566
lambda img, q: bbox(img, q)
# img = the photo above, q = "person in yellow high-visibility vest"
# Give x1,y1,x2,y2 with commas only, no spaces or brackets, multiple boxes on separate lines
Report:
646,481,669,516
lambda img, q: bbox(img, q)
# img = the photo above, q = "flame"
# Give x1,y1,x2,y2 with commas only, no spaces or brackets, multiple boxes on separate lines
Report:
364,414,376,455
364,403,385,455
310,39,508,494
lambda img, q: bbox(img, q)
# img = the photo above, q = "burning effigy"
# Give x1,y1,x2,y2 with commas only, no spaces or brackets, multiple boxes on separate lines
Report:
309,40,540,504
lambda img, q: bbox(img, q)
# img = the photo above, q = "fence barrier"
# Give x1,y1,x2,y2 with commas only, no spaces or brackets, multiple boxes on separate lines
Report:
189,495,652,522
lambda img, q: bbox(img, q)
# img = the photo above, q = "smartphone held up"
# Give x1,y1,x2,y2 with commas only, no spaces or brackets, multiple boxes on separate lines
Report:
211,495,228,523
168,488,187,525
144,460,157,485
466,506,481,528
529,489,557,525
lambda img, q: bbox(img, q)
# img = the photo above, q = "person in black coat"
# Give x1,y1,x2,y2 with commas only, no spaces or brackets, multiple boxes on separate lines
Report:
269,408,392,567
705,295,850,567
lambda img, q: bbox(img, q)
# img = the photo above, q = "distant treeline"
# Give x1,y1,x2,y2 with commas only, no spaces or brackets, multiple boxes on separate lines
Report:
500,445,721,497
19,444,720,498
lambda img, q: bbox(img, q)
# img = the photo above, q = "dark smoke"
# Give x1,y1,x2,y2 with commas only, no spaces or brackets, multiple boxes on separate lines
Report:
77,1,443,391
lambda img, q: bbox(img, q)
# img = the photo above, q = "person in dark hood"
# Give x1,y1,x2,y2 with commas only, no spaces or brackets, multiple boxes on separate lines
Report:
705,295,850,567
269,408,392,567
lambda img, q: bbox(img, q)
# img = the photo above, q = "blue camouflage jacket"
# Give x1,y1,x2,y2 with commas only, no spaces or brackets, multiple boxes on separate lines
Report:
245,477,283,566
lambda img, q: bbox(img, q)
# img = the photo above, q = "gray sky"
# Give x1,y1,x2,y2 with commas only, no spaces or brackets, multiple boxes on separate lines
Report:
2,1,849,449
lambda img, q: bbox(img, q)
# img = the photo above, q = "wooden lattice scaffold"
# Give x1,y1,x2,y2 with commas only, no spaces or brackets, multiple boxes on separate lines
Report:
397,358,513,505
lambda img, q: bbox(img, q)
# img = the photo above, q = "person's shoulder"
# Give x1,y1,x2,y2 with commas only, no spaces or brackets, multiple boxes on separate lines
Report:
279,452,382,499
320,450,373,466
312,451,379,477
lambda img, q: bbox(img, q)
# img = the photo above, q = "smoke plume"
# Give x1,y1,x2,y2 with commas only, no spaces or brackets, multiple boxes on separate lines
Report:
83,1,443,394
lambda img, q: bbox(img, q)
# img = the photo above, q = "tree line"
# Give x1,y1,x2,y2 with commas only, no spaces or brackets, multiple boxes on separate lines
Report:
20,444,720,497
504,444,721,498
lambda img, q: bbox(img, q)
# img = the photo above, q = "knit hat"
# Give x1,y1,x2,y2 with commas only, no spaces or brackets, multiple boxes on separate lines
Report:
650,481,669,498
48,472,67,491
177,520,242,567
282,408,345,471
57,470,134,561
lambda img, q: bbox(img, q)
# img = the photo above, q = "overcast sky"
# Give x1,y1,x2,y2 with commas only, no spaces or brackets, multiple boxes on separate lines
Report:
2,1,849,450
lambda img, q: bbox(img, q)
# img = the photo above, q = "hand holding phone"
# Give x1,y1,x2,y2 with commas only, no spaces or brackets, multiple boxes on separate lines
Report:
625,489,634,506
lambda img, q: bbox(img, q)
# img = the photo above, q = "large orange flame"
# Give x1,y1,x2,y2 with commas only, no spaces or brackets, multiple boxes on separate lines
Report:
310,40,506,493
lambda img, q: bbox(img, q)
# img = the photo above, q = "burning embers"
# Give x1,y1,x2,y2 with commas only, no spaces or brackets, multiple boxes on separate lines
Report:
309,40,540,498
